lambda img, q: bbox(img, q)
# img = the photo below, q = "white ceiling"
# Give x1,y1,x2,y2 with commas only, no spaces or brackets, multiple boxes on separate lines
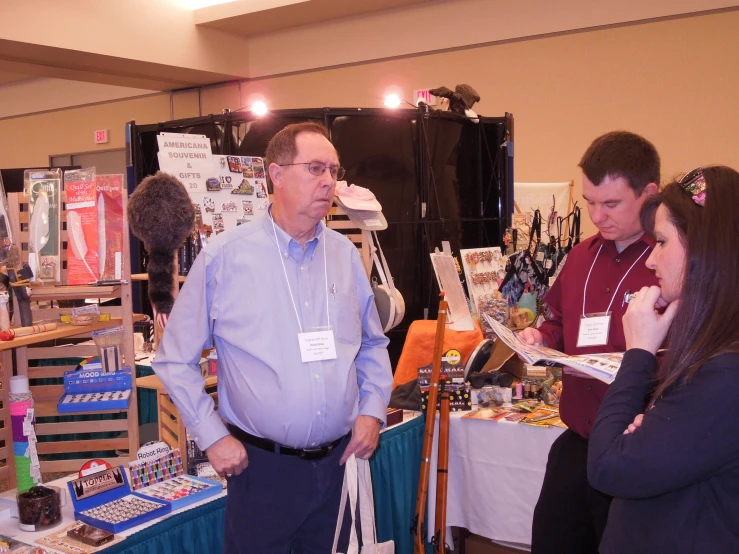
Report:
195,0,435,36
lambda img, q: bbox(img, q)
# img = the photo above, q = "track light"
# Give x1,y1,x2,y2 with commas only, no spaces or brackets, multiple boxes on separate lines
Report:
251,101,268,116
384,94,402,109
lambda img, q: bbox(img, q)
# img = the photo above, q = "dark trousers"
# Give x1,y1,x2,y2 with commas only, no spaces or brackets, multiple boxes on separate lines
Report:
531,429,612,554
223,435,352,554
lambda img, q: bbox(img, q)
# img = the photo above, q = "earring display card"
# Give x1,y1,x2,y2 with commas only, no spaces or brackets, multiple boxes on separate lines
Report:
460,247,504,316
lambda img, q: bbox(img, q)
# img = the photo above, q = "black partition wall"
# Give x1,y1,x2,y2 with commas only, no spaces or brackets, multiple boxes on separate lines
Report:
128,108,514,362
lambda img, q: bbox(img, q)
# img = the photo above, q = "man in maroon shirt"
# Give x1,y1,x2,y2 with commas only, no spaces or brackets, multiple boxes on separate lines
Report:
522,131,660,554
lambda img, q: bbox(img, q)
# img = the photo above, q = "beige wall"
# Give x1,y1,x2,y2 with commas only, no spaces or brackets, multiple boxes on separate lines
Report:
1,10,738,237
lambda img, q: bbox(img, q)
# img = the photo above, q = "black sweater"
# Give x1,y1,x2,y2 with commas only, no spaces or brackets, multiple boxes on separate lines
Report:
588,348,739,554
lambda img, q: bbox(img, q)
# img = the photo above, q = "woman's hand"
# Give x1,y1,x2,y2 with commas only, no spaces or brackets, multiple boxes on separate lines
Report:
623,413,643,435
623,286,680,355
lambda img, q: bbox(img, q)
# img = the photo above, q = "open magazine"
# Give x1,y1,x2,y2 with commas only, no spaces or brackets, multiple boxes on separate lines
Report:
482,314,623,384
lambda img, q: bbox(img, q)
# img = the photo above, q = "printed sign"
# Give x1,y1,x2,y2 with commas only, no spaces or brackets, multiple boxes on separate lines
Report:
70,467,125,500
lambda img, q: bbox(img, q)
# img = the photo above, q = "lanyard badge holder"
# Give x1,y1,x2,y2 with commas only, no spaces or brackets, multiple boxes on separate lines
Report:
271,215,337,363
577,244,650,348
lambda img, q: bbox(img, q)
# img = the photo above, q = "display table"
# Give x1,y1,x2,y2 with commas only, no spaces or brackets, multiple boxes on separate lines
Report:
0,473,227,554
427,412,565,549
0,414,425,554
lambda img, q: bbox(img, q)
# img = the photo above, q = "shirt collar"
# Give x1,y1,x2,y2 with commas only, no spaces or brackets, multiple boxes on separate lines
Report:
264,203,325,261
588,231,655,254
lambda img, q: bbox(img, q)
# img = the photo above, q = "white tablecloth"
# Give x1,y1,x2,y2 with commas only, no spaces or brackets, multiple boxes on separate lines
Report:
427,411,564,548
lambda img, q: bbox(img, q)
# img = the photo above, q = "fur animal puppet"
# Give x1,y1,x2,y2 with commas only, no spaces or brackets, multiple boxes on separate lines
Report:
127,172,195,320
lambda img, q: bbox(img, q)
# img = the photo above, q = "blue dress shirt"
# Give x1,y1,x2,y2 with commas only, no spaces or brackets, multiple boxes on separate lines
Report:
153,206,393,451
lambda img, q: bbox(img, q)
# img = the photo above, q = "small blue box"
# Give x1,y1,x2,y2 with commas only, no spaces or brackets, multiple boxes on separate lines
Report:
67,466,170,534
134,475,223,511
64,365,132,394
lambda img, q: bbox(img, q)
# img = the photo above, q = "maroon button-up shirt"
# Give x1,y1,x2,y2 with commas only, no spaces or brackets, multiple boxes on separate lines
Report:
538,233,658,439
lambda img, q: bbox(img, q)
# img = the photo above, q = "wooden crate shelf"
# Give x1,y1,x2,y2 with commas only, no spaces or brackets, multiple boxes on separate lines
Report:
137,374,217,466
0,188,139,486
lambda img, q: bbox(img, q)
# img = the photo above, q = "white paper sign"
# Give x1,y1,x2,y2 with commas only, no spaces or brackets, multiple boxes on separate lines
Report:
298,330,338,362
157,134,214,193
577,314,611,347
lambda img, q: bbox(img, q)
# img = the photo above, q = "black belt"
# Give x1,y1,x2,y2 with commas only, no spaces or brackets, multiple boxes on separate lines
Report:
227,424,347,461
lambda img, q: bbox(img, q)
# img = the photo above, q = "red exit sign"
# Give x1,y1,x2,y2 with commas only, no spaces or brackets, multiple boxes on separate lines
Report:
95,129,109,144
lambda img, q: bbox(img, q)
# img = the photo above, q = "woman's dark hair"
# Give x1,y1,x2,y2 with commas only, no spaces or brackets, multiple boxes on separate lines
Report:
640,165,739,403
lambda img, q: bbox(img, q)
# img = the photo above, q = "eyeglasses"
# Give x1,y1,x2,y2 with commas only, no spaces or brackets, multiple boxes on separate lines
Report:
280,161,346,180
679,167,706,206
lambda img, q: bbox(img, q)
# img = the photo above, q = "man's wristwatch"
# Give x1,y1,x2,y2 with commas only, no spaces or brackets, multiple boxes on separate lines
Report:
374,417,383,427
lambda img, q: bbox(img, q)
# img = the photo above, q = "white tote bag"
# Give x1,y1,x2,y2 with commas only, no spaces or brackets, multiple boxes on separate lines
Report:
332,455,395,554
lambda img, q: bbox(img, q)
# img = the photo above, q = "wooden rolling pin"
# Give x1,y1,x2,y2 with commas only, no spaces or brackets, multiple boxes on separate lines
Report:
0,322,58,341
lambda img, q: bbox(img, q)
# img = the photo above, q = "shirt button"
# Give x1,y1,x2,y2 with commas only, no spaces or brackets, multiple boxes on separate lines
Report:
586,419,591,425
314,374,320,380
317,410,322,416
605,287,610,292
312,442,317,446
616,258,621,263
588,385,592,391
304,301,309,307
300,266,304,271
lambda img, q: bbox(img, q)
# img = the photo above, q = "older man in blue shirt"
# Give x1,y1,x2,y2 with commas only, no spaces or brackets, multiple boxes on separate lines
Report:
153,122,393,553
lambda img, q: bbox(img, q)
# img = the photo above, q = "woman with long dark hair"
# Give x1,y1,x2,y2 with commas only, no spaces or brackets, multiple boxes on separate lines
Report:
588,165,739,553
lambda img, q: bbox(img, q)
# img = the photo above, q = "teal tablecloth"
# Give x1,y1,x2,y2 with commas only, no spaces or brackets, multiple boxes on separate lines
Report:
105,415,430,554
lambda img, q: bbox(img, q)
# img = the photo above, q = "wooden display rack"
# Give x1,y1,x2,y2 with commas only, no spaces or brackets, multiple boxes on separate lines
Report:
0,189,139,487
325,204,372,278
137,373,217,463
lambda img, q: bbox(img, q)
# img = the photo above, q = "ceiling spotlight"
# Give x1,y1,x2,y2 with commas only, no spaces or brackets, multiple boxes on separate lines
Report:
384,94,402,109
251,101,268,116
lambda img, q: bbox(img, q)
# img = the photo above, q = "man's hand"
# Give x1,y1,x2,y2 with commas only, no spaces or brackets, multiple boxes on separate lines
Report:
339,415,381,465
206,434,249,477
518,327,545,346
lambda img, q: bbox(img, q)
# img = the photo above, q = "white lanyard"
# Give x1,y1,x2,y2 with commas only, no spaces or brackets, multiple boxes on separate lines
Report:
582,244,650,317
271,213,330,333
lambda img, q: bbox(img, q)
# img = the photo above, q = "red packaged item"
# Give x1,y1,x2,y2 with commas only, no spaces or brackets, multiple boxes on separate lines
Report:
65,168,98,284
96,175,124,281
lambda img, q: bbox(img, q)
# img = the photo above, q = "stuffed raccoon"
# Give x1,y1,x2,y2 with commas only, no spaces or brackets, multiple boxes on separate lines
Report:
127,172,195,317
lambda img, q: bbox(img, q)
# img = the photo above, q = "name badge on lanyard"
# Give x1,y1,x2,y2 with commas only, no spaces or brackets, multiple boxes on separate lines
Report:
578,244,651,349
577,312,611,347
298,328,338,362
271,212,338,363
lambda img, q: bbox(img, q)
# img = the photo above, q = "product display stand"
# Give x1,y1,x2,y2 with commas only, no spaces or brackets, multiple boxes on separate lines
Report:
0,190,140,486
